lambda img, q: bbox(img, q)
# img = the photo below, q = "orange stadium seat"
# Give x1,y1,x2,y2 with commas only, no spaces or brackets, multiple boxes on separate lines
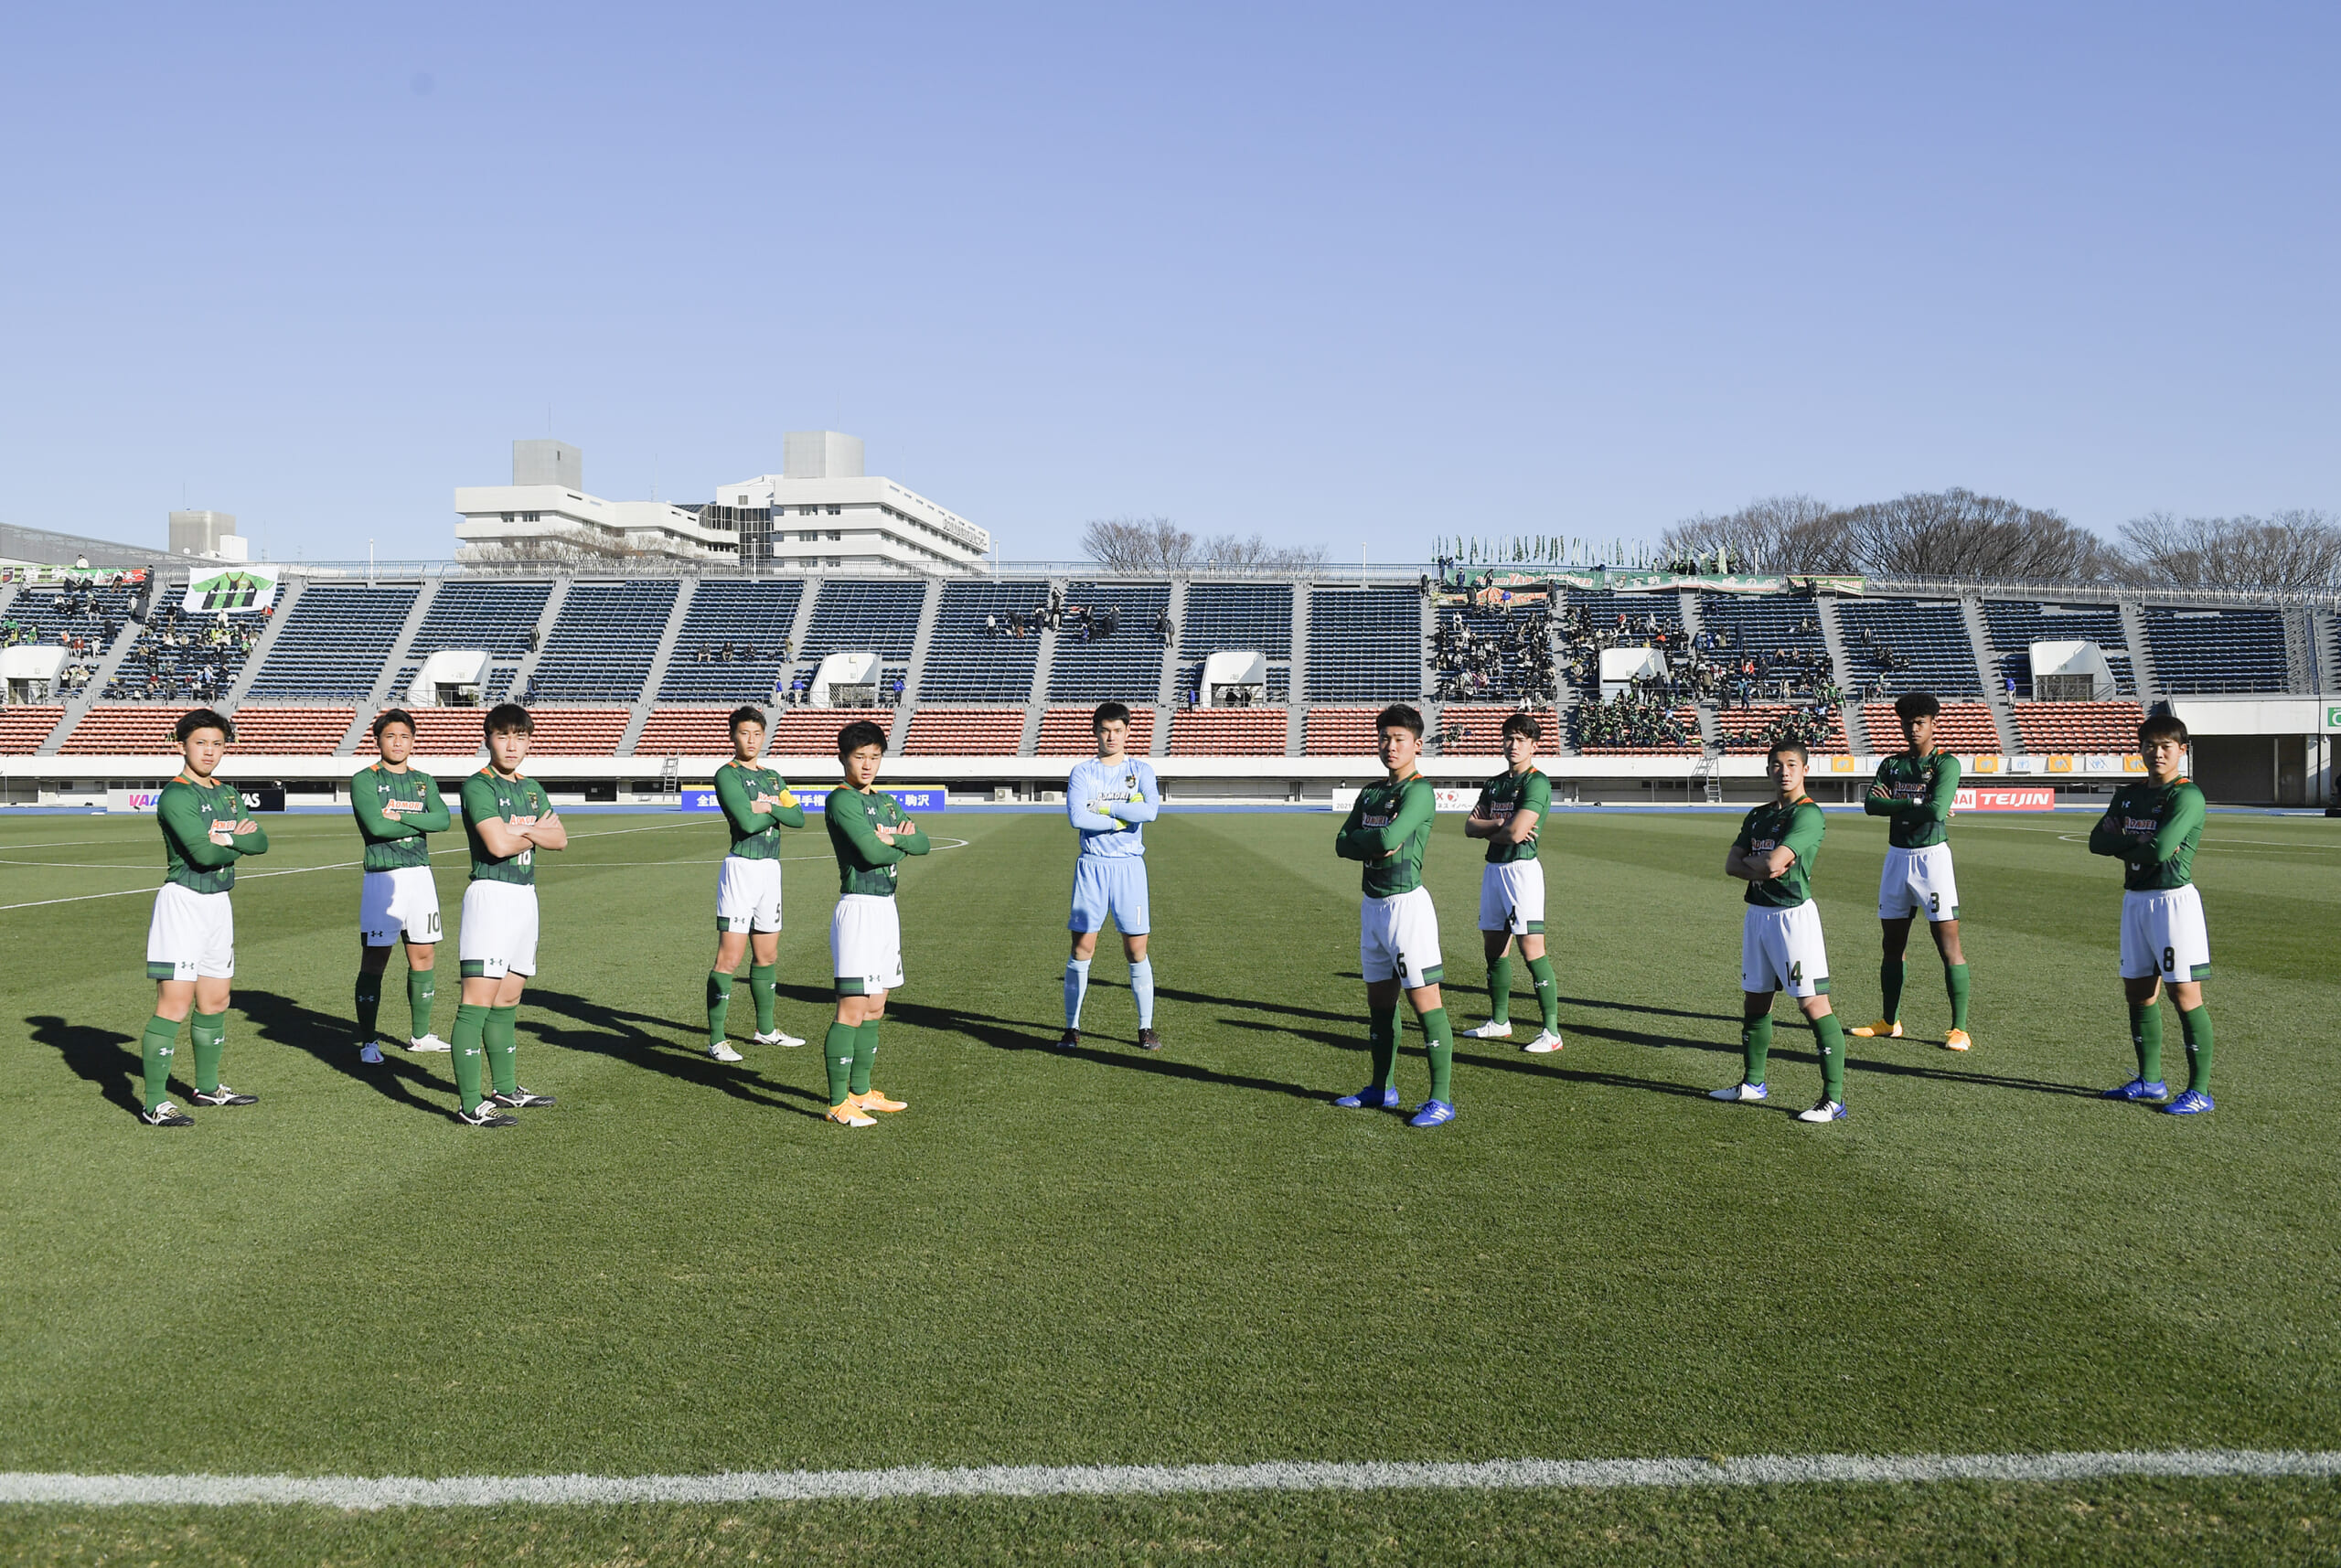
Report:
223,707,354,754
770,709,893,756
2013,701,2146,754
62,707,196,755
1036,706,1155,755
1167,708,1287,756
1435,705,1555,757
1861,701,1997,753
903,708,1024,756
354,709,487,758
511,709,630,756
633,709,738,756
0,706,64,754
1303,706,1391,756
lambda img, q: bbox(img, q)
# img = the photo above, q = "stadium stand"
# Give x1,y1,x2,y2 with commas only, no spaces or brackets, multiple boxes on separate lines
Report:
1434,705,1550,757
526,581,680,701
1036,706,1156,755
409,581,551,656
799,580,925,662
1168,707,1288,757
225,707,355,754
1572,703,1700,755
1980,601,2133,698
768,708,885,756
1857,701,1999,753
634,709,739,756
512,709,631,755
354,709,486,757
246,583,419,700
903,707,1024,755
1047,581,1170,702
1685,593,1826,700
1176,581,1294,709
1306,706,1403,756
1306,589,1421,701
104,607,260,701
2013,701,2146,754
62,706,194,754
659,580,806,702
0,706,63,754
1835,600,1981,697
921,581,1049,700
1432,604,1555,703
2139,605,2290,694
1716,705,1852,755
3,579,140,703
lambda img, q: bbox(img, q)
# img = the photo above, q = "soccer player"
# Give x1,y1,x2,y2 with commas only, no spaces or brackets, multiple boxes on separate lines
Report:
2091,710,2216,1115
351,708,451,1064
1061,699,1162,1051
1331,703,1461,1128
1850,692,1973,1051
1459,710,1562,1052
1710,740,1851,1124
451,703,567,1127
820,720,930,1127
136,709,268,1125
707,704,807,1061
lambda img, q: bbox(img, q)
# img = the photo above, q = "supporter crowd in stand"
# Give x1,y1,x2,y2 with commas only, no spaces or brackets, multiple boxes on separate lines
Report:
108,606,261,701
4,586,136,699
983,589,1173,645
1431,609,1556,701
1554,602,1839,708
1573,693,1694,750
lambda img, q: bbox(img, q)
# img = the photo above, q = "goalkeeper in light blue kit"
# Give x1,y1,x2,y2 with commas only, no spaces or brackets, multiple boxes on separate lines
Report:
1060,700,1163,1051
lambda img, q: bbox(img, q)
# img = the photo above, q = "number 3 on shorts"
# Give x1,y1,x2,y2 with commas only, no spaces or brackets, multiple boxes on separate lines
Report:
1928,891,1940,915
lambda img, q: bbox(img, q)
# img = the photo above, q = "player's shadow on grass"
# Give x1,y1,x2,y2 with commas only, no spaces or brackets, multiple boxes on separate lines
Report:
522,988,826,1117
27,1014,143,1115
885,997,1330,1104
236,989,456,1120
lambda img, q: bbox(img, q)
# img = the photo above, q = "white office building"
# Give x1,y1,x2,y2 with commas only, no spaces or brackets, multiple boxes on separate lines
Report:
454,434,990,571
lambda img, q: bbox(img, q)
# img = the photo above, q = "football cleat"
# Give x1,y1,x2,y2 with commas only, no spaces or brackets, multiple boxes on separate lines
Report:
1941,1029,1972,1052
409,1034,451,1052
487,1088,556,1109
2162,1089,2215,1116
1407,1099,1457,1128
191,1085,257,1107
752,1029,806,1048
1461,1020,1513,1040
1522,1029,1565,1054
1138,1028,1163,1051
1709,1081,1769,1103
358,1041,385,1064
457,1102,518,1128
2101,1078,2169,1102
1848,1019,1903,1039
826,1102,877,1128
1334,1085,1400,1110
709,1041,744,1062
850,1088,908,1114
1056,1029,1080,1051
1797,1099,1849,1124
141,1102,195,1127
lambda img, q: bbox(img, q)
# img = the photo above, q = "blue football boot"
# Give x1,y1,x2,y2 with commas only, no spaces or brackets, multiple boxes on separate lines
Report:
1335,1085,1399,1110
1407,1099,1456,1128
2101,1078,2168,1102
2162,1089,2214,1115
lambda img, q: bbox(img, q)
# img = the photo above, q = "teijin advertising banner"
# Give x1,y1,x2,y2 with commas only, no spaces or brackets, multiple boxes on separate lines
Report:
1953,786,2055,812
182,566,279,613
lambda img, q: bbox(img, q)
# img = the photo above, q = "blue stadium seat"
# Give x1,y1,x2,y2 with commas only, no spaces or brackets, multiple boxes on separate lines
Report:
799,580,926,663
1982,601,2133,697
922,581,1049,699
659,580,805,701
1833,600,1978,696
247,583,420,700
525,581,679,701
2140,605,2289,694
408,581,551,656
1048,581,1170,701
1306,588,1420,701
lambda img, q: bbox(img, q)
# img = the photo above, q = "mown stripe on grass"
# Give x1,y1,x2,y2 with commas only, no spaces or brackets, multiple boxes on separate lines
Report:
5,1450,2338,1509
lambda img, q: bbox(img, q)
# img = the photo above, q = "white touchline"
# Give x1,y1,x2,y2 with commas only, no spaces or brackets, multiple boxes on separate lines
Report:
1,1448,2336,1509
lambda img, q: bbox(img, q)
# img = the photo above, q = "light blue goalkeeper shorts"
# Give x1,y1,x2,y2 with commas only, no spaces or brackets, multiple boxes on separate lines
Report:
1069,857,1150,935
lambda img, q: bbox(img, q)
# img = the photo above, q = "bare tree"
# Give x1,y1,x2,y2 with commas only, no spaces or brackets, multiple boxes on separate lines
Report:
1200,532,1330,571
1081,516,1196,571
457,530,657,573
1832,489,2124,581
2119,510,2341,591
1660,495,1849,572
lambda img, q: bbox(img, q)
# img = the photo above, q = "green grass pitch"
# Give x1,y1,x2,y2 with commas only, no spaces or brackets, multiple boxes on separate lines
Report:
4,804,2338,1564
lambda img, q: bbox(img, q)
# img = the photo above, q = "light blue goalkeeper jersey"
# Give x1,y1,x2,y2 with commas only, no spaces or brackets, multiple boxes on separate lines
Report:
1067,754,1160,859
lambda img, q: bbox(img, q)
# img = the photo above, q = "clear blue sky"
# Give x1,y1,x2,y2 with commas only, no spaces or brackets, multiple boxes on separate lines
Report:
2,2,2333,564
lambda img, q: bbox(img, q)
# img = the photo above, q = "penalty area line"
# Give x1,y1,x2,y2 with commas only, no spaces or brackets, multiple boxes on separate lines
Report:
3,1448,2338,1509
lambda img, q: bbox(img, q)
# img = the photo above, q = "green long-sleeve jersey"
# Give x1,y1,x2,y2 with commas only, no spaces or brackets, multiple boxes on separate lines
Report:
1336,773,1436,897
351,762,451,871
461,770,555,887
825,785,930,896
1734,795,1824,908
1865,749,1959,849
2088,777,2205,891
158,775,267,893
1476,765,1551,865
714,760,805,859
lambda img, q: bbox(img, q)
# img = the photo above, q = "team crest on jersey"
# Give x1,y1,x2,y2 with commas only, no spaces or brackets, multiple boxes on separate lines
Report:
2122,816,2158,833
1750,837,1777,852
1363,814,1393,828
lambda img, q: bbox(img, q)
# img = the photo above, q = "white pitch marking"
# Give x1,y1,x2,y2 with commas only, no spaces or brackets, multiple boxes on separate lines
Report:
1,1448,2336,1509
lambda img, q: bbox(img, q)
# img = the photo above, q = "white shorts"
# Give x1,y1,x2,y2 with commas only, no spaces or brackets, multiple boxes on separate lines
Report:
1877,843,1960,923
1742,901,1830,997
1361,885,1444,989
458,880,540,980
831,893,904,997
147,881,234,982
1478,860,1546,935
2120,885,2211,982
716,856,784,934
360,866,444,947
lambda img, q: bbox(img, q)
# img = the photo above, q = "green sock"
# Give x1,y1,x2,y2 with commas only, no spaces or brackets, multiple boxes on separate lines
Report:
1741,1013,1772,1087
1945,963,1971,1032
407,969,436,1040
1485,955,1513,1026
1878,959,1905,1026
2129,1000,2164,1083
1812,1012,1847,1104
850,1019,880,1096
1422,1007,1455,1104
707,971,735,1050
189,1009,226,1094
486,1005,520,1096
1366,1004,1398,1092
1524,954,1558,1032
140,1015,180,1109
354,974,382,1041
750,964,778,1034
2178,1006,2213,1094
823,1022,856,1106
452,1003,488,1111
